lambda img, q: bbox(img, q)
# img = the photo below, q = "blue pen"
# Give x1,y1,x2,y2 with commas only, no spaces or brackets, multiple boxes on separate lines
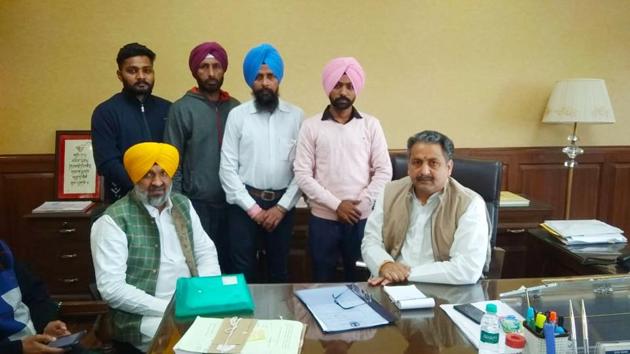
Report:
544,322,556,354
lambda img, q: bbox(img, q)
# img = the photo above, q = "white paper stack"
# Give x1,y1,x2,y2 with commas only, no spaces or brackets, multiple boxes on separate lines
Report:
542,219,627,245
383,285,435,310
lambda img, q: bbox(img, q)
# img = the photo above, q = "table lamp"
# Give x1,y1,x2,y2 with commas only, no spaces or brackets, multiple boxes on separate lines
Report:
542,78,615,219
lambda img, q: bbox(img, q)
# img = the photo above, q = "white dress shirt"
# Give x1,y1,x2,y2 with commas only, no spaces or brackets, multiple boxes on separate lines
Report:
361,187,489,285
219,99,304,211
90,197,221,349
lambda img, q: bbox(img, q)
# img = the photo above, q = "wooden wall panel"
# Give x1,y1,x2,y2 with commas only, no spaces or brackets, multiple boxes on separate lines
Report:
519,163,566,219
2,147,630,257
604,163,630,230
0,155,54,259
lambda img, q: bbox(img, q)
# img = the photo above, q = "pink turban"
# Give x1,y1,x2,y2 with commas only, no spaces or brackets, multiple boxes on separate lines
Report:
188,42,228,77
321,57,365,96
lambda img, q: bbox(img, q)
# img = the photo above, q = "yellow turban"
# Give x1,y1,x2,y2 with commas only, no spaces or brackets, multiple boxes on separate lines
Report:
123,142,179,183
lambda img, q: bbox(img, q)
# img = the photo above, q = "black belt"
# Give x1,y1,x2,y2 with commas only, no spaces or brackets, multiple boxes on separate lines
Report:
246,186,286,201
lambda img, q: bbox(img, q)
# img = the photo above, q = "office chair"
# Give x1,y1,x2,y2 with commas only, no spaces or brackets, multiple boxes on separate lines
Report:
389,152,505,278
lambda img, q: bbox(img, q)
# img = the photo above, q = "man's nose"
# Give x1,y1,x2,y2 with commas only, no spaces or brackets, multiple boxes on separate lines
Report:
150,175,164,186
419,163,431,175
262,76,272,88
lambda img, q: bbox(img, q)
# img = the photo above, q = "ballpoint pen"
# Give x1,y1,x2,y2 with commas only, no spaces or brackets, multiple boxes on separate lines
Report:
569,300,578,354
526,288,531,308
581,299,589,354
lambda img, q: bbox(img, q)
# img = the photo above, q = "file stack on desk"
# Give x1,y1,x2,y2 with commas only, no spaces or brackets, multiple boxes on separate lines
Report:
383,285,435,310
499,191,530,207
173,316,305,354
541,219,626,245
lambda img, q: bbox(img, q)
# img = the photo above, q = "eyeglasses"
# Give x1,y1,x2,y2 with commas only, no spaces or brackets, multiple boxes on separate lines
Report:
332,284,372,310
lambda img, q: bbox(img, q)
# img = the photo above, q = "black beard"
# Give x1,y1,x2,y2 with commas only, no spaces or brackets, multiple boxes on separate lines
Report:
123,80,153,97
253,88,279,112
197,76,223,94
331,96,353,110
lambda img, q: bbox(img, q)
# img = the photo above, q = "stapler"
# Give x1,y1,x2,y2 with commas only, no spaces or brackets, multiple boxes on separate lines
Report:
617,253,630,271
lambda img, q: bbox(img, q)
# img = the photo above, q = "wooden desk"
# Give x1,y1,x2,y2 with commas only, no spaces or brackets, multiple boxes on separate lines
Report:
526,228,630,276
148,278,542,354
496,201,553,278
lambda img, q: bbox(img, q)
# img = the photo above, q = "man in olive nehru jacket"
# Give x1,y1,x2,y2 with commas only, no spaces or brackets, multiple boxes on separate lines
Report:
91,142,220,353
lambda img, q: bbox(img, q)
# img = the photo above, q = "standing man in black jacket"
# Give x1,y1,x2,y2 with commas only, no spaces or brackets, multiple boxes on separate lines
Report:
91,43,171,202
164,42,240,273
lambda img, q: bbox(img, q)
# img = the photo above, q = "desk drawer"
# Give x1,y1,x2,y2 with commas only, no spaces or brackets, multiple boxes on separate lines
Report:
28,219,91,240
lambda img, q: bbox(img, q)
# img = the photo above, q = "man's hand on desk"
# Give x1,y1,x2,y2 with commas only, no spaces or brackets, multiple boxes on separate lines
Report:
368,262,410,286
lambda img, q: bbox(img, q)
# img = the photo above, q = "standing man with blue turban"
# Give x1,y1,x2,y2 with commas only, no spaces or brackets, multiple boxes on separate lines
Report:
220,43,303,283
294,57,392,282
164,41,240,273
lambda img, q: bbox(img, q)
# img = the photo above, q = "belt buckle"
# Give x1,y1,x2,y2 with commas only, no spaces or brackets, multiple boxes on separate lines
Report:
260,190,276,201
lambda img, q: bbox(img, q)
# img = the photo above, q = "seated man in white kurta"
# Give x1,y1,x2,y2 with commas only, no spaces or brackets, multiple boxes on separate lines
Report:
361,130,489,286
91,142,220,353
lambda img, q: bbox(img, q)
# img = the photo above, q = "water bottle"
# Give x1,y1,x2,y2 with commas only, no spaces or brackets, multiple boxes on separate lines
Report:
478,303,500,353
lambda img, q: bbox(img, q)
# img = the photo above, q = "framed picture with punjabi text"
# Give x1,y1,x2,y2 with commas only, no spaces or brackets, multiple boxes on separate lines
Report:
54,130,102,200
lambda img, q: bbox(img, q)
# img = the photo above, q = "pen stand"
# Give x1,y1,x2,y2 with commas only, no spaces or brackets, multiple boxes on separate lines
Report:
522,321,570,354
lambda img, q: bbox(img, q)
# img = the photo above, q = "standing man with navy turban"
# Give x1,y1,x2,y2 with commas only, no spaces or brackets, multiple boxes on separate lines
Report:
164,41,240,273
220,43,304,283
294,57,392,282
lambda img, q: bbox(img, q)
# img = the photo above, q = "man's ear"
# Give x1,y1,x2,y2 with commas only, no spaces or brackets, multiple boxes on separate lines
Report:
116,70,123,82
447,159,454,176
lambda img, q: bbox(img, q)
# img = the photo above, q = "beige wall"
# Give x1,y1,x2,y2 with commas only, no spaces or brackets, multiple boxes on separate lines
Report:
1,0,629,153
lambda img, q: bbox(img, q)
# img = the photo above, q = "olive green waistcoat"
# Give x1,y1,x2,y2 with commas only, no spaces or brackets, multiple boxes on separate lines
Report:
104,192,196,345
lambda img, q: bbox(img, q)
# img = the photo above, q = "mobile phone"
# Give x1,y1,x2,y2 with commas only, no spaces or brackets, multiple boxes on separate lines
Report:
48,330,86,349
453,303,485,324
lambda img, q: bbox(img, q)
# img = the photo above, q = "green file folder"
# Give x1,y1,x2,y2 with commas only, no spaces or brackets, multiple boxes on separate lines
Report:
175,273,255,318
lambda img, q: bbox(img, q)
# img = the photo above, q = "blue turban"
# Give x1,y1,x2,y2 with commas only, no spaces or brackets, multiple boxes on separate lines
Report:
242,43,284,87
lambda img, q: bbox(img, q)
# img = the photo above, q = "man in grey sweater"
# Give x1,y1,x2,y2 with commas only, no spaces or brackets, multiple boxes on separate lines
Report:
164,41,240,273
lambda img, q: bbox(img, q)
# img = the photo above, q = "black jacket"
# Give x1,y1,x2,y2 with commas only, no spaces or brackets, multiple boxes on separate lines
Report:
91,90,171,202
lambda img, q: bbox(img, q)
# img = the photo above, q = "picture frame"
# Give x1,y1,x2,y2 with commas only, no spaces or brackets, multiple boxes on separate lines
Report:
54,130,102,200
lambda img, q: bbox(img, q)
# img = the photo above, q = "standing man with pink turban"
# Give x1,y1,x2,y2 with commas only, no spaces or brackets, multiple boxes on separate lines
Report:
164,41,240,273
294,57,392,282
220,43,304,283
91,142,220,353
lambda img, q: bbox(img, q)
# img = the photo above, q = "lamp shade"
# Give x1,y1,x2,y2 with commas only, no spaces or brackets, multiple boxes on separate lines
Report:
542,79,615,124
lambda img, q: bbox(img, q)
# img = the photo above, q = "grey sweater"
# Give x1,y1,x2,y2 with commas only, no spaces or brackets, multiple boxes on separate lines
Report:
164,89,240,202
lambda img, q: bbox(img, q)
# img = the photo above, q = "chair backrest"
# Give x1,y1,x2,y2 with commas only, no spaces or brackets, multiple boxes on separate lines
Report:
389,152,502,246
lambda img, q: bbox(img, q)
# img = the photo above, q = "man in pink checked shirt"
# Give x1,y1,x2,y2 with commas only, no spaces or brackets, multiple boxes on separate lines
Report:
294,57,392,282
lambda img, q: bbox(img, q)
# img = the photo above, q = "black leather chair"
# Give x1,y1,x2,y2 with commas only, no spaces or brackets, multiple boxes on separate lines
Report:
389,152,505,278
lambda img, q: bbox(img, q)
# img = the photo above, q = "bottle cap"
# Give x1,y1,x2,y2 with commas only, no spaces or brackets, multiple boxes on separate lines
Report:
485,303,497,314
549,311,558,323
506,333,526,348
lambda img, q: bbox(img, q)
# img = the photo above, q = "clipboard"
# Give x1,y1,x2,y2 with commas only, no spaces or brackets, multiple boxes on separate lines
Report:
294,284,395,333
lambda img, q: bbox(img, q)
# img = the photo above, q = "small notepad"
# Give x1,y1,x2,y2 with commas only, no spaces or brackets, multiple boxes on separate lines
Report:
384,285,435,310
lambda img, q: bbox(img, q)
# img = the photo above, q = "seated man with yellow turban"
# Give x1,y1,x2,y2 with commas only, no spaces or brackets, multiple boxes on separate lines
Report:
90,142,221,353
